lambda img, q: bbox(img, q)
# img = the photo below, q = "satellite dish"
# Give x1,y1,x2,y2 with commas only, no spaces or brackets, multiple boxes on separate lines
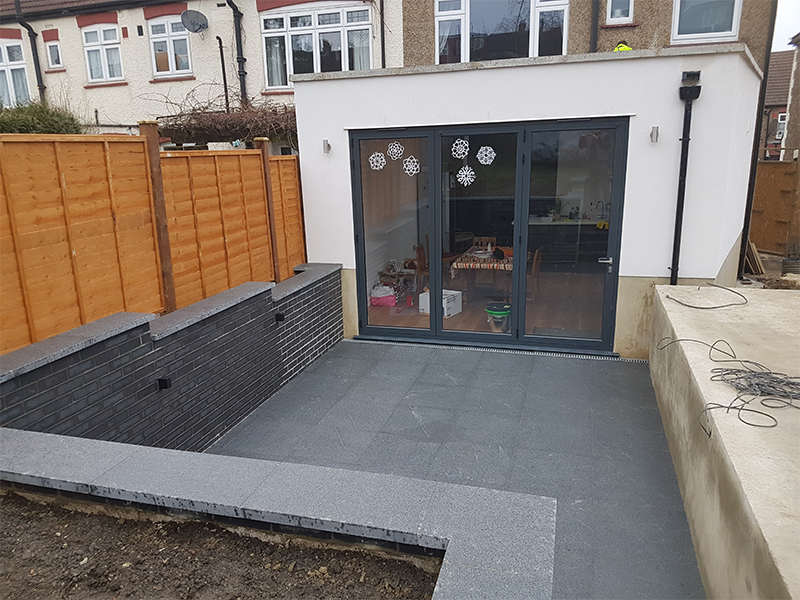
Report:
181,10,209,33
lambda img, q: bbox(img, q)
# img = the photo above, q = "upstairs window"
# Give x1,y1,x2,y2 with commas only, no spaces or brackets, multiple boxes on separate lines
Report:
149,17,191,77
46,41,63,69
606,0,633,25
0,40,30,107
261,3,372,89
82,25,123,82
671,0,741,44
435,0,568,65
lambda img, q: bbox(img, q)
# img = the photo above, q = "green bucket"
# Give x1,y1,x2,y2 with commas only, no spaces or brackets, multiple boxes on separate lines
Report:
485,302,511,332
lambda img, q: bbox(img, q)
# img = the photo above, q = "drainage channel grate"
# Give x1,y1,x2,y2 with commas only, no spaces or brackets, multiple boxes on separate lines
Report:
344,338,649,364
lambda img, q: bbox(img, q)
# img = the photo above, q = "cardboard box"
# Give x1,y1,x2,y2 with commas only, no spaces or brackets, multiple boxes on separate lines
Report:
418,290,463,318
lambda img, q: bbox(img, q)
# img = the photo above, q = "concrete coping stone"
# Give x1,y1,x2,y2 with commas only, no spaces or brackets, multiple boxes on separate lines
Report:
0,427,556,599
271,263,342,301
0,313,156,384
292,43,761,83
149,281,276,341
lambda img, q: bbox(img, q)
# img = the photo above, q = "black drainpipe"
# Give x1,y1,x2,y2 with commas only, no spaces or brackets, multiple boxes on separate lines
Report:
216,36,230,113
14,0,45,102
379,0,386,68
737,0,779,278
589,0,599,53
670,72,701,285
226,0,247,106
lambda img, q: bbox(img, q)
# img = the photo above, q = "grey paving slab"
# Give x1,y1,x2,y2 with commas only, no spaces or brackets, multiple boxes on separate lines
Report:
0,427,139,493
91,447,280,518
209,339,702,599
433,563,552,600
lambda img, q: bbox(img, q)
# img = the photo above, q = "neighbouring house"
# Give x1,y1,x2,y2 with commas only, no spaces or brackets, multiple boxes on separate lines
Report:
761,49,793,160
0,0,403,152
288,0,773,358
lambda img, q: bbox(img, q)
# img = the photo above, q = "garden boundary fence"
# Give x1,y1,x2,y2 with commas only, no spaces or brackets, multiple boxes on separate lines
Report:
0,130,306,355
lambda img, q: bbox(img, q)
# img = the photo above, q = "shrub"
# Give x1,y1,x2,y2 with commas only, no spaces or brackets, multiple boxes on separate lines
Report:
0,102,83,134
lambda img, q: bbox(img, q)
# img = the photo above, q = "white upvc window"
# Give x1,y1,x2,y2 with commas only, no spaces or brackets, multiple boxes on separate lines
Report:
0,41,31,107
671,0,741,45
261,2,372,89
149,17,191,77
435,0,569,64
46,41,63,69
606,0,633,25
435,0,465,65
82,25,123,82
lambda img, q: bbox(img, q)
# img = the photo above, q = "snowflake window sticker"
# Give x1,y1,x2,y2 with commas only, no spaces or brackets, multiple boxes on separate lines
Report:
369,152,386,171
476,146,496,165
387,141,404,160
451,138,469,160
457,165,476,186
402,156,420,177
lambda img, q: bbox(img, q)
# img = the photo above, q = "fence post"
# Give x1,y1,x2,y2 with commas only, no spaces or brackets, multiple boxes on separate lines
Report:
255,137,282,283
139,121,177,312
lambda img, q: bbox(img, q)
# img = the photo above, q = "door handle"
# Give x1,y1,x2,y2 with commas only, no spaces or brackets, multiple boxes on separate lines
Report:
597,257,613,265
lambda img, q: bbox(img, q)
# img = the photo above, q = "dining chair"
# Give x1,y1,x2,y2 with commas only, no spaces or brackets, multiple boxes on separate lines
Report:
527,248,543,304
415,243,429,291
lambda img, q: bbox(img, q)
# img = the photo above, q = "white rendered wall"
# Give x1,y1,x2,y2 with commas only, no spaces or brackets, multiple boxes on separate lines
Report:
293,46,761,280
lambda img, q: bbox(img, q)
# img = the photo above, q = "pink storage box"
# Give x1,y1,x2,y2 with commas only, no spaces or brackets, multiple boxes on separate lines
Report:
370,295,396,306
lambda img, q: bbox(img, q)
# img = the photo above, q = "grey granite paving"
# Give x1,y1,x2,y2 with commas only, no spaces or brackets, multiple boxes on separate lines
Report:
208,340,704,600
0,427,556,599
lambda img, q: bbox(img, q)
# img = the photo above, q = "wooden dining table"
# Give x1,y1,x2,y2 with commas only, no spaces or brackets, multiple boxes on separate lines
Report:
449,247,515,280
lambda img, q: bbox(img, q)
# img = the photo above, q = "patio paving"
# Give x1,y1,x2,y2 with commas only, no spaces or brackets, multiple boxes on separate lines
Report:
207,340,704,599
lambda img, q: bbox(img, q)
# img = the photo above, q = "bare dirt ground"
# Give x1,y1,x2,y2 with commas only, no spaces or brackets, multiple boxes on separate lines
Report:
0,490,440,600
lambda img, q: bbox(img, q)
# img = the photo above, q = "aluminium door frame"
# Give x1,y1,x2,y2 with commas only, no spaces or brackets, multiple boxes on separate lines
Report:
349,116,629,355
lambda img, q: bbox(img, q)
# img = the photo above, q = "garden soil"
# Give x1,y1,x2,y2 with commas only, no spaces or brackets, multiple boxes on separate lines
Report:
0,490,440,600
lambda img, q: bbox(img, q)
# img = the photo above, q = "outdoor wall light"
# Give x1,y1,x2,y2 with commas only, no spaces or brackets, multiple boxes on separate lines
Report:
158,377,172,390
322,139,331,154
650,126,659,143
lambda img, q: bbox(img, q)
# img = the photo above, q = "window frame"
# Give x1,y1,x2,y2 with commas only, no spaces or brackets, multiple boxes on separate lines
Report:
45,40,63,69
434,1,466,65
606,0,633,25
0,40,31,107
531,1,570,58
147,16,192,78
260,2,373,90
82,24,124,83
670,0,742,45
434,0,569,64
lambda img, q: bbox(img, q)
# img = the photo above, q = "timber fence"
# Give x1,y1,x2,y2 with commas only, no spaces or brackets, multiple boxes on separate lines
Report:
0,130,306,355
751,159,797,254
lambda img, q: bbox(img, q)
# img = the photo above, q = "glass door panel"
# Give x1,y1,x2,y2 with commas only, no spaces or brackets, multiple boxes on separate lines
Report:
359,137,430,329
441,132,518,334
525,129,616,338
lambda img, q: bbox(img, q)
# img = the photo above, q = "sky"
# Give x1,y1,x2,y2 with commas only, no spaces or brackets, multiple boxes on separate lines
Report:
772,0,800,51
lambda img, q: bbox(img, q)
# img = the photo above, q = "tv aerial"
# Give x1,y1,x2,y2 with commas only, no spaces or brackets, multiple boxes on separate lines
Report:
180,10,209,33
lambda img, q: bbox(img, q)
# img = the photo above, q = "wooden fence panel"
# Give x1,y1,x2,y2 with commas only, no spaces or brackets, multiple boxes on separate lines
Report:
751,160,796,254
1,137,307,354
270,156,306,281
244,154,274,282
161,149,286,309
0,134,164,355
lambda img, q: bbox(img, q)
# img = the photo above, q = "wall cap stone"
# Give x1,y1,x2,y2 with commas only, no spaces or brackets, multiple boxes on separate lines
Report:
0,313,156,384
149,281,276,341
272,263,342,301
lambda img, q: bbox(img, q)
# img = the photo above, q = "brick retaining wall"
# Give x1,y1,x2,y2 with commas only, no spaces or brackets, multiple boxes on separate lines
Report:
0,264,343,452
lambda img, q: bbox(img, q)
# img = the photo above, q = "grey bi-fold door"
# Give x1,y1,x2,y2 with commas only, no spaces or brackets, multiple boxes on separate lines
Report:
351,118,628,354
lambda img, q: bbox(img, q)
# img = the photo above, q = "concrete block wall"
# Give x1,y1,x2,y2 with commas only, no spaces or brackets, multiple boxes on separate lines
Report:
0,264,343,453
